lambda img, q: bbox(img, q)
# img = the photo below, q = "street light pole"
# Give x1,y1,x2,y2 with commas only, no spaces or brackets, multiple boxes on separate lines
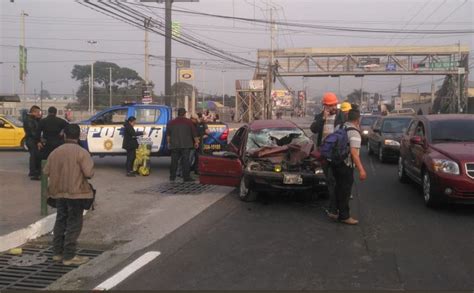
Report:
11,65,16,94
109,67,112,107
222,70,226,106
87,40,97,114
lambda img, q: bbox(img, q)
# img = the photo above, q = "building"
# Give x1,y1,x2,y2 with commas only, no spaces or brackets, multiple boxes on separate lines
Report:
0,96,76,118
468,81,474,114
0,95,21,115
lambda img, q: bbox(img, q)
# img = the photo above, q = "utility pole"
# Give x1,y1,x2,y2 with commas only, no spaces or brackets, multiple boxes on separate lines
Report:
11,65,16,94
164,0,172,107
144,17,151,85
87,40,97,114
40,80,43,110
267,7,275,119
457,41,462,113
109,67,113,107
20,11,28,101
222,70,226,107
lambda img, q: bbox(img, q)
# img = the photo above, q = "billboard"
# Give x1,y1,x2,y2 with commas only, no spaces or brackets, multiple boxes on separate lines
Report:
19,45,27,81
272,90,293,109
179,68,194,82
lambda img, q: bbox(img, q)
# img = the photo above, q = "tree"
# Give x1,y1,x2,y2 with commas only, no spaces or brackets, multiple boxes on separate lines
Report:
71,61,145,108
39,89,51,99
171,82,197,108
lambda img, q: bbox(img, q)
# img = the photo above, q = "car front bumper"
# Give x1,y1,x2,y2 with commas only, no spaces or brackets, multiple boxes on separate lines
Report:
381,145,400,159
244,170,327,192
431,172,474,203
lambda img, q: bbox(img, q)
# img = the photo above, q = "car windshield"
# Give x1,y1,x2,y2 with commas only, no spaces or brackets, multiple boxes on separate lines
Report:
361,116,378,126
381,118,411,133
246,127,309,151
4,115,23,127
431,120,474,142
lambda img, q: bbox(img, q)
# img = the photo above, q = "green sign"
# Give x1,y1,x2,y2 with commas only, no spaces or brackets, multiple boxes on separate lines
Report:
19,45,27,81
429,61,459,69
172,21,181,38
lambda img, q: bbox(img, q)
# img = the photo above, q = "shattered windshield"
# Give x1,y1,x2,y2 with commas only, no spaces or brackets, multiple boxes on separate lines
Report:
246,127,309,151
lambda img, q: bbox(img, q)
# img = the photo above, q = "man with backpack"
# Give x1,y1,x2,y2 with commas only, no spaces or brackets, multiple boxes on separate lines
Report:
321,109,367,225
310,92,345,148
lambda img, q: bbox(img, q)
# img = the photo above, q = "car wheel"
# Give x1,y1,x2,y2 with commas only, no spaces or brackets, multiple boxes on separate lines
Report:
422,171,440,208
21,138,28,151
239,177,257,202
378,145,385,163
398,157,409,183
367,141,373,155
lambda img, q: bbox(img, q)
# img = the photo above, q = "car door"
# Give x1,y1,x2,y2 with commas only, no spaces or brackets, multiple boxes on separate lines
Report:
86,107,129,153
410,121,427,180
0,118,15,147
199,126,246,187
401,120,417,173
369,117,382,151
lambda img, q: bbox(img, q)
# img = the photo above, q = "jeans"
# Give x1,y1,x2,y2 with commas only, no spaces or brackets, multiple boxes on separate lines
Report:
26,139,41,176
126,148,136,173
170,148,191,180
325,165,337,214
53,199,84,260
332,164,354,220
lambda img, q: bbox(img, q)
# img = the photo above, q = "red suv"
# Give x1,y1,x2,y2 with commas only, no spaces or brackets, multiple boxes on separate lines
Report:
398,115,474,207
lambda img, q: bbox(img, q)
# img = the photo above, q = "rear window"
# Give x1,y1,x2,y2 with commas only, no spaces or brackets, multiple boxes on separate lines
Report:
381,118,411,133
431,120,474,142
134,108,161,124
360,116,378,126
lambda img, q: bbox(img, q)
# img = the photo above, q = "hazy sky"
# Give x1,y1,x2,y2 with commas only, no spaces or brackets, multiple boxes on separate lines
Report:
1,0,473,100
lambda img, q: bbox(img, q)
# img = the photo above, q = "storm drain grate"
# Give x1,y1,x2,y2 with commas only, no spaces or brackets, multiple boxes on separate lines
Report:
0,245,103,290
137,182,215,195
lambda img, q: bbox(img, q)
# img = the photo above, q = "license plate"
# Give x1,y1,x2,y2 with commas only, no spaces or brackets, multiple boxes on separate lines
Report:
283,174,303,185
203,144,222,151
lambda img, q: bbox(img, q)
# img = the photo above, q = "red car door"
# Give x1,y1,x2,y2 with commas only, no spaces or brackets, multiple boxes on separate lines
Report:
199,154,243,187
198,126,247,187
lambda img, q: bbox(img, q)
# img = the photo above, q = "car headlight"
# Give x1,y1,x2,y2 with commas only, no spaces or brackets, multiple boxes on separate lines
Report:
274,164,282,173
314,168,324,175
384,139,400,146
362,130,369,135
247,162,261,171
433,159,460,175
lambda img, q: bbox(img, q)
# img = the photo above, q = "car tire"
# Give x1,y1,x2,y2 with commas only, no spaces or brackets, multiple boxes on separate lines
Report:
422,171,440,208
378,145,385,163
239,177,257,202
367,141,374,155
398,157,410,183
21,138,28,151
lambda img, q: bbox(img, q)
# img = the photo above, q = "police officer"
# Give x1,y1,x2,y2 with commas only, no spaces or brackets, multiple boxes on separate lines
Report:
36,106,69,160
24,105,42,180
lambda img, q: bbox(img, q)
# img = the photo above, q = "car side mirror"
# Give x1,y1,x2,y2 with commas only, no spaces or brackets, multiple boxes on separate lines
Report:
3,123,12,129
410,136,423,145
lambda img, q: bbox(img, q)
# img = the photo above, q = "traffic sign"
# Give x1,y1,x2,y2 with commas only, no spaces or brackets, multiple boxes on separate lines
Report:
386,63,396,71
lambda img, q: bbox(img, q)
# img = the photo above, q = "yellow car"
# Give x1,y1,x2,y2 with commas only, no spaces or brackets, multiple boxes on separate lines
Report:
0,114,27,150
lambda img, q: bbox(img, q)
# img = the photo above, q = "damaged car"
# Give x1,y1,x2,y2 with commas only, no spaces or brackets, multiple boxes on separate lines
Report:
198,120,327,201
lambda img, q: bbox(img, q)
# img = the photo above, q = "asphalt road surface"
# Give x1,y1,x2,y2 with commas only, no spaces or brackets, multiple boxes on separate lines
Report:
90,147,474,291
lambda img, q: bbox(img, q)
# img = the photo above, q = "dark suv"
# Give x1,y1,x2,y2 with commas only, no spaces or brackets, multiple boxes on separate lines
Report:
367,116,413,163
398,115,474,207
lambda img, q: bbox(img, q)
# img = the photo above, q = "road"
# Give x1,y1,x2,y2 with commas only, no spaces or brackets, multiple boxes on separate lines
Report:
91,148,474,291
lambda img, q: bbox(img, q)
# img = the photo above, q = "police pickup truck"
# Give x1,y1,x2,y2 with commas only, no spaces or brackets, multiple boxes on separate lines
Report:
78,103,228,156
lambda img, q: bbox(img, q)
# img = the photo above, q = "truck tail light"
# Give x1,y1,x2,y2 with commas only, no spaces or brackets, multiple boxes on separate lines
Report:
220,128,229,141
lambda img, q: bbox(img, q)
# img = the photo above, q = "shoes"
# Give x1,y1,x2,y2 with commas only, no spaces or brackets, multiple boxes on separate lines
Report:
170,177,176,182
52,255,63,262
126,172,136,177
183,177,195,182
327,212,339,221
30,176,41,181
350,194,354,200
63,255,90,266
340,217,359,225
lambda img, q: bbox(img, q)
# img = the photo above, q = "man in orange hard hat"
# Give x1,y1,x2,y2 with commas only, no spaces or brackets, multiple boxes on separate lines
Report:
310,92,345,147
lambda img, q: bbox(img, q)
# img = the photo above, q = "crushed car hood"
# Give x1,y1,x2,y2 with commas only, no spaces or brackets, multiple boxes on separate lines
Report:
247,141,316,164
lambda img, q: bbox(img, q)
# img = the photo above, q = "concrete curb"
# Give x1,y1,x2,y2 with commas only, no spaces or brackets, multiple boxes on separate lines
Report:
0,213,56,252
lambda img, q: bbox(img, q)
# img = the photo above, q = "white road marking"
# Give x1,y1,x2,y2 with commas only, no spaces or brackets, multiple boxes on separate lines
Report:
369,157,376,175
94,251,161,291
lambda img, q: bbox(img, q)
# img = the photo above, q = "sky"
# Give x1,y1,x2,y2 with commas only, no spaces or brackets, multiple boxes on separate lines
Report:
0,0,473,101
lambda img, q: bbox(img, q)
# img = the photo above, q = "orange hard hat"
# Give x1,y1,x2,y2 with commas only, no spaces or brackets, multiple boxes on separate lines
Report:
322,92,338,106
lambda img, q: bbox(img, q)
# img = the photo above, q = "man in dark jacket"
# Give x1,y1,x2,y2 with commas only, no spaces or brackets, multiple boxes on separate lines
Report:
36,106,68,160
122,116,143,177
310,92,345,148
24,105,42,180
167,108,199,182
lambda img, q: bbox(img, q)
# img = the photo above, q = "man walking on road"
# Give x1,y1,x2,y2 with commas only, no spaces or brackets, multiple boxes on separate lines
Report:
167,108,199,182
44,124,94,265
327,109,367,225
24,105,42,180
122,116,144,177
36,106,68,160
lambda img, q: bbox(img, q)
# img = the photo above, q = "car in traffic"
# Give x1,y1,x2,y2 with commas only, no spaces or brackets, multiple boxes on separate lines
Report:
360,114,380,144
398,114,474,207
78,103,228,156
0,114,26,150
198,120,327,201
367,116,412,162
